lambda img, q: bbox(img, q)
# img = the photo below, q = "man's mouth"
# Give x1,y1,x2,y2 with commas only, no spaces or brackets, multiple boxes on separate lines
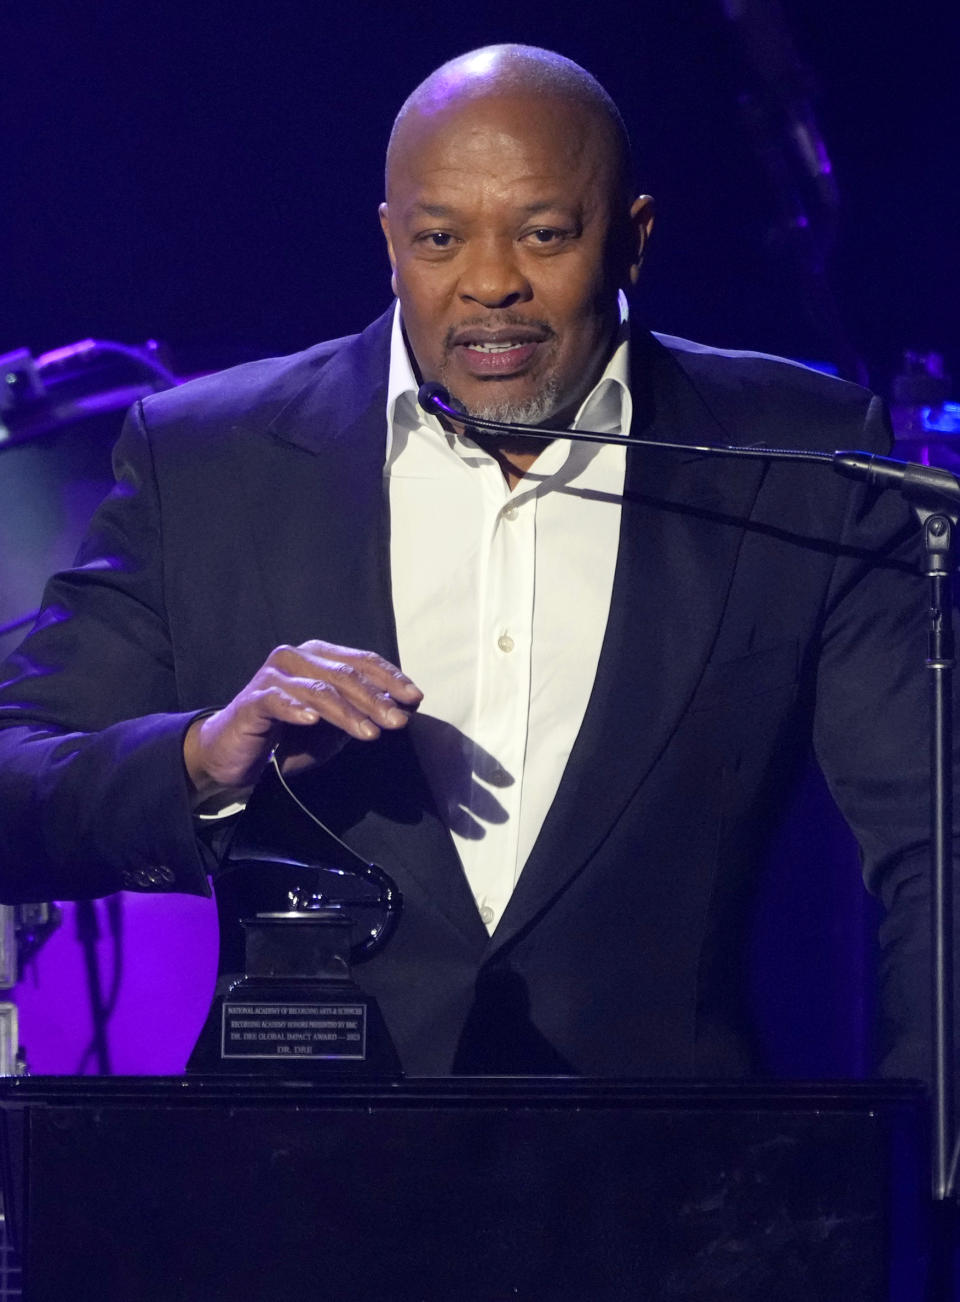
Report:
449,326,551,377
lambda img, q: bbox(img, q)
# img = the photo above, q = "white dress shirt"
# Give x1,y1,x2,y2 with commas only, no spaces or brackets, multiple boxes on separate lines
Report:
387,299,632,933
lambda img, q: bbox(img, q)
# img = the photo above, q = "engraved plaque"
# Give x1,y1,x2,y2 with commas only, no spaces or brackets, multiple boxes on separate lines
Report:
221,1001,366,1061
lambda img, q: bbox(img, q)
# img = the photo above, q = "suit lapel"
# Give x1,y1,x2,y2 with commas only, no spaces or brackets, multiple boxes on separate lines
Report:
232,306,484,950
239,307,399,661
488,332,769,955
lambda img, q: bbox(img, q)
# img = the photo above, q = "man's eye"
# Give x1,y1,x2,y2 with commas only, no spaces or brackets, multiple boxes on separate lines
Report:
418,232,454,248
525,228,568,246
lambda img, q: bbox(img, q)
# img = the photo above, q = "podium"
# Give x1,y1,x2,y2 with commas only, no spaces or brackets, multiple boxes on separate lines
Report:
0,1077,929,1300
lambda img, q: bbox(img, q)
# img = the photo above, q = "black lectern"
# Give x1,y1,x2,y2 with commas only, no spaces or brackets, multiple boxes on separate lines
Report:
0,1077,928,1301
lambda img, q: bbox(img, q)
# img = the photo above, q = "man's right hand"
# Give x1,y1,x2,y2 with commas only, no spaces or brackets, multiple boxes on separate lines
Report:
182,640,422,806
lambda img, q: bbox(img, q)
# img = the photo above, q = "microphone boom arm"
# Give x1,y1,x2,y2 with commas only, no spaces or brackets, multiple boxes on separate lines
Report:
418,383,960,511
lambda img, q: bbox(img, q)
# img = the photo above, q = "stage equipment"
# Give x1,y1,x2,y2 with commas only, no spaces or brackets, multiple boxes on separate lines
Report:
0,336,182,657
0,903,61,1079
891,350,959,467
0,339,189,1082
0,337,177,447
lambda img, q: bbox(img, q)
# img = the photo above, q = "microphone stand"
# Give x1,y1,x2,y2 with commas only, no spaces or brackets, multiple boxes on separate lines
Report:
926,509,956,1203
419,382,960,1206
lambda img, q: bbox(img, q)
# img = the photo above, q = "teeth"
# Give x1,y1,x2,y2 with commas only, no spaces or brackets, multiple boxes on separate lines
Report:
465,341,527,353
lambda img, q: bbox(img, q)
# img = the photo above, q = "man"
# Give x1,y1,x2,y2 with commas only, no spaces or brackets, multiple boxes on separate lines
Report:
0,46,939,1079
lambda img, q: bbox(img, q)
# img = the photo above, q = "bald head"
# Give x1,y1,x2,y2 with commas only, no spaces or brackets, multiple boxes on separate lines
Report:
386,45,633,208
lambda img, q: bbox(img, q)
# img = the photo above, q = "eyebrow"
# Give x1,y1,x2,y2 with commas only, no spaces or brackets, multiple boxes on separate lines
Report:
408,200,580,220
409,203,458,218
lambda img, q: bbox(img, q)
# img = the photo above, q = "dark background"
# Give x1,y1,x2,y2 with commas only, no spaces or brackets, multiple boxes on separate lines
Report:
2,0,957,394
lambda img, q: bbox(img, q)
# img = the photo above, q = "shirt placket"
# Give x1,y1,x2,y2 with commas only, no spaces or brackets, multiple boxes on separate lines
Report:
471,483,536,928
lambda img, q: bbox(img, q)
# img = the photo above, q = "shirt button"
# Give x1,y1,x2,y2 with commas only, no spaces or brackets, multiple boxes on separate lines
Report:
480,905,495,925
497,634,515,653
502,505,519,521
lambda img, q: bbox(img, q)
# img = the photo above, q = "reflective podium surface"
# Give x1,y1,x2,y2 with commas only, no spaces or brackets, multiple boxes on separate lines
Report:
0,1077,929,1300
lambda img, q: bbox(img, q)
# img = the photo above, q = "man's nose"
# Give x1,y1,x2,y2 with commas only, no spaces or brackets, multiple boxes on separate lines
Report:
458,239,532,309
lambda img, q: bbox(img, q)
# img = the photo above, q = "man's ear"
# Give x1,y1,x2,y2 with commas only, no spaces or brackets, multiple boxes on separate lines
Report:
378,202,399,297
627,194,656,286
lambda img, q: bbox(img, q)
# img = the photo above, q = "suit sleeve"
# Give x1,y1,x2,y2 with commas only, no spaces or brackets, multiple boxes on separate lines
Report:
811,393,958,1079
0,400,213,903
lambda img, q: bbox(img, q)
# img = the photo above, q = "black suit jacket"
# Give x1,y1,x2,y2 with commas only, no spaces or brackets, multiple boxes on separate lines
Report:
0,305,940,1078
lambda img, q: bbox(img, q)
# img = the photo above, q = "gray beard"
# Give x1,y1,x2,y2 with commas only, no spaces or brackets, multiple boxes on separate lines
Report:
448,374,563,428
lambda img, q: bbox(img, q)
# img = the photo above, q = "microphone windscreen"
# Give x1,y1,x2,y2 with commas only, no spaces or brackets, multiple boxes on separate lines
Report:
417,382,451,415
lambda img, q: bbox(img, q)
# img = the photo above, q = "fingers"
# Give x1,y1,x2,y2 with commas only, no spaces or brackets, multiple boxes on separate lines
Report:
183,641,423,804
296,643,422,706
267,643,422,741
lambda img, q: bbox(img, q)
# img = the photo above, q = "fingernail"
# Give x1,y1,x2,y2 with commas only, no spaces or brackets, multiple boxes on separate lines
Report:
386,708,407,727
359,720,379,739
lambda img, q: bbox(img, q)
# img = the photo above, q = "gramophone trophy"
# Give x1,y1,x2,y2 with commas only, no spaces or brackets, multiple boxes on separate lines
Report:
188,752,403,1077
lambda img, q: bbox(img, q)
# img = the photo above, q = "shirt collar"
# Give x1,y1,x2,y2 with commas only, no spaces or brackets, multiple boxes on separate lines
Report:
386,294,632,466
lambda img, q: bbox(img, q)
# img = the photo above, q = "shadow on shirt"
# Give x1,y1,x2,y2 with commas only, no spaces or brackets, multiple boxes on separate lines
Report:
408,712,514,842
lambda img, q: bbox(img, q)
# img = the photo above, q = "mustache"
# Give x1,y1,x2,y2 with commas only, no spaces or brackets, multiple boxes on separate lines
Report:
443,316,556,349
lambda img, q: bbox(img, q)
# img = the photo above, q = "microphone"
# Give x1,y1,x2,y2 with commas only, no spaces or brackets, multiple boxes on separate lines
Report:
832,453,960,505
417,383,960,509
417,381,462,414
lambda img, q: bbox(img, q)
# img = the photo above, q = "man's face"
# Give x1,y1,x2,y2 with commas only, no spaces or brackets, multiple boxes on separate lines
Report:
380,93,646,424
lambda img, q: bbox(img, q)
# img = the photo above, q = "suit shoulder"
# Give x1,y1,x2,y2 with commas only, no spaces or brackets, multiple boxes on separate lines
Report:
649,331,887,451
137,332,359,435
652,331,870,403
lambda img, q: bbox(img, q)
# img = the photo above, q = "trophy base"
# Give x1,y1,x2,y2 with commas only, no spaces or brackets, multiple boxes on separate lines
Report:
187,976,403,1078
